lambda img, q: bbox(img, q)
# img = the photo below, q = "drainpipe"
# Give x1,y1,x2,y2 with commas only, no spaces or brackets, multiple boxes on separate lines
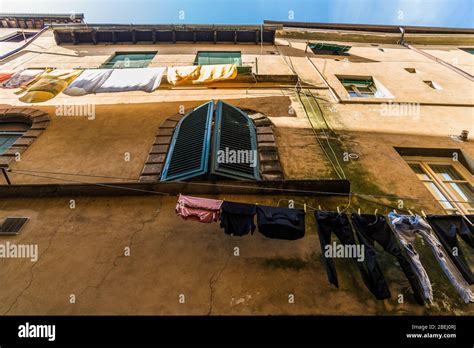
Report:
398,27,474,82
0,25,50,61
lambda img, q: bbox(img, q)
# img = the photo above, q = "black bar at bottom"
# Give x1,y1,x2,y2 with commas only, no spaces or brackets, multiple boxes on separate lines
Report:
0,315,471,345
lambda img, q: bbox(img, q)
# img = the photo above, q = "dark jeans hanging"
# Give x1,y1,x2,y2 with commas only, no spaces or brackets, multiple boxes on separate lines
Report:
314,211,389,300
351,214,426,305
426,215,474,285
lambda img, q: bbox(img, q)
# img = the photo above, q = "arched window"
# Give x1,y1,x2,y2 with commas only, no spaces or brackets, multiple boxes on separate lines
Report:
161,101,260,181
0,122,30,155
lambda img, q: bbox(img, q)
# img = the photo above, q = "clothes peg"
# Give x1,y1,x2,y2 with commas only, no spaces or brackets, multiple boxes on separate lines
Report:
337,206,340,213
408,209,414,216
304,203,307,213
358,208,361,215
374,209,378,216
318,205,322,210
393,209,398,214
421,210,427,218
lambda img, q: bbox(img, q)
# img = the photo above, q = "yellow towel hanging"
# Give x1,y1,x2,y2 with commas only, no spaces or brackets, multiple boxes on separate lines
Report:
19,70,82,103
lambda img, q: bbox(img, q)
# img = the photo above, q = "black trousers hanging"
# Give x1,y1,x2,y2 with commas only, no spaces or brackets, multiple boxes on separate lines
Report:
351,214,426,305
426,215,474,285
314,211,389,300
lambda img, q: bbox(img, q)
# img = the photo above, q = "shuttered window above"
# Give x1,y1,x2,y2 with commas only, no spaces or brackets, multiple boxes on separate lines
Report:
161,101,260,182
211,101,260,180
308,42,351,55
161,101,214,181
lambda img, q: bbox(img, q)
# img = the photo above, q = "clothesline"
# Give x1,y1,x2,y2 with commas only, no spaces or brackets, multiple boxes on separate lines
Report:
176,193,474,304
0,64,239,103
7,168,474,224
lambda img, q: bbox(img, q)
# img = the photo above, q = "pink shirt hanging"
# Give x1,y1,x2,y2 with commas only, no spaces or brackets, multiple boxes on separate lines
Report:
176,194,223,223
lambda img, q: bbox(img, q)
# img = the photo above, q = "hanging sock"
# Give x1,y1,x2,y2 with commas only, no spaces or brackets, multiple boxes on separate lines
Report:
351,213,425,304
256,205,305,240
426,215,474,284
19,70,82,103
220,201,256,236
63,69,113,96
95,67,165,93
192,64,237,84
1,69,45,89
388,213,474,304
166,65,201,85
176,194,223,223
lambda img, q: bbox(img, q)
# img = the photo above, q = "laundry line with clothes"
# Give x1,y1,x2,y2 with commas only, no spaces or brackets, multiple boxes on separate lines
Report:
0,63,239,103
175,193,474,305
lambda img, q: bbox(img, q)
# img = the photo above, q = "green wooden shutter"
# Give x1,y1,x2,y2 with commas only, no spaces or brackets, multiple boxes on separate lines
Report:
211,101,260,180
0,133,22,155
160,101,214,181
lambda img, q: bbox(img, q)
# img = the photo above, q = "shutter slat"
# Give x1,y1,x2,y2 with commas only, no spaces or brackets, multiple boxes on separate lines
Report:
161,101,214,181
211,101,260,180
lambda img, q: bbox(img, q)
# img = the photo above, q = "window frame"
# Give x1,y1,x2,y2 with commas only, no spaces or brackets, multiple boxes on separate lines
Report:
337,76,378,98
194,51,242,66
100,51,157,69
160,101,262,182
405,156,473,215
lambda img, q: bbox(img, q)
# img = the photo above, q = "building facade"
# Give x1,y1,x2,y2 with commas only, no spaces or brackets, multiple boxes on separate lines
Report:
0,19,472,315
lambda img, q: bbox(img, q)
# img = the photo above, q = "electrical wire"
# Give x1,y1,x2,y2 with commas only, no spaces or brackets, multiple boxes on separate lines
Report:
8,169,170,196
275,42,347,179
7,168,473,205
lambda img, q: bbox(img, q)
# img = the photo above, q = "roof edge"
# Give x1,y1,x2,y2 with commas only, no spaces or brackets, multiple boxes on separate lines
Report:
264,20,474,35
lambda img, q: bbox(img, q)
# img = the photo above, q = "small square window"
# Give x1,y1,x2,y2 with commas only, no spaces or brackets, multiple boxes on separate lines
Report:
338,76,377,98
405,68,418,74
194,51,242,66
424,80,442,90
101,52,156,69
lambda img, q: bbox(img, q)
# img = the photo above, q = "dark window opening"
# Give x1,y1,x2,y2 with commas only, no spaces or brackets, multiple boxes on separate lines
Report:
0,217,29,235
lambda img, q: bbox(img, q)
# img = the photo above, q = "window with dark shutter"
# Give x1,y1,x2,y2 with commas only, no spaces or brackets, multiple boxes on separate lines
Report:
161,100,261,182
211,101,260,180
161,101,214,181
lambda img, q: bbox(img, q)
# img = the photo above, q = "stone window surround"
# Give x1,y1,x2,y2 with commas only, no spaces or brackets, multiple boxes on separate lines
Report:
139,108,284,182
0,107,50,168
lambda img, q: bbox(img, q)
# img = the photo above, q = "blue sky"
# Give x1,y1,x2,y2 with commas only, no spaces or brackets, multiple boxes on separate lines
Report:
1,0,473,28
